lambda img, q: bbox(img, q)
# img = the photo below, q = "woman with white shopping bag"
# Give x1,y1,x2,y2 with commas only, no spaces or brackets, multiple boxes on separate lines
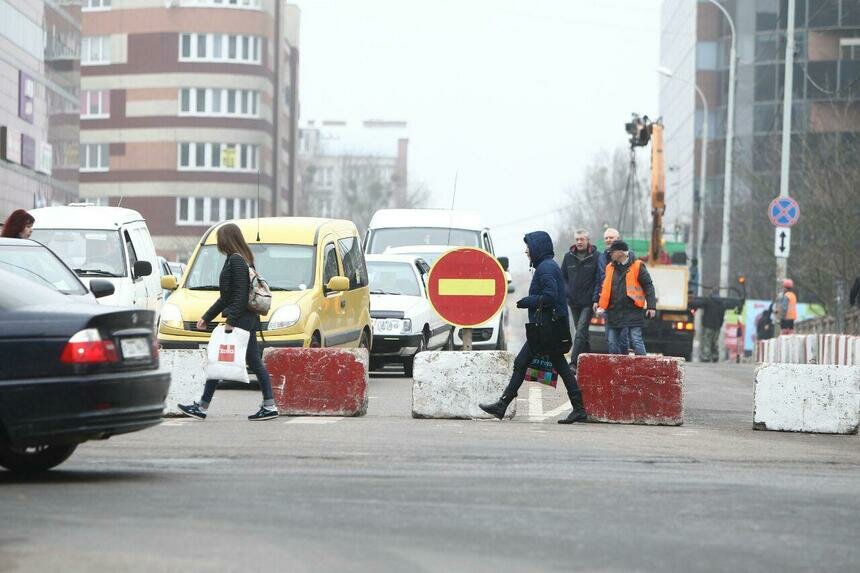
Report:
178,223,278,421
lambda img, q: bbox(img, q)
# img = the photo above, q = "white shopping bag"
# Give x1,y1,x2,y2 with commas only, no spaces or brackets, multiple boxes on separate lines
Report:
204,325,250,383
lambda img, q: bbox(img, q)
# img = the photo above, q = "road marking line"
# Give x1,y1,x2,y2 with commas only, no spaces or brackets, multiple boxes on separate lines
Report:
542,403,571,419
528,386,543,419
284,417,344,425
161,420,191,426
438,278,496,296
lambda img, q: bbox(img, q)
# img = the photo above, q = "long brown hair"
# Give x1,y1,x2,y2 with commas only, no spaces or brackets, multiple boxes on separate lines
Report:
1,209,35,238
216,223,254,266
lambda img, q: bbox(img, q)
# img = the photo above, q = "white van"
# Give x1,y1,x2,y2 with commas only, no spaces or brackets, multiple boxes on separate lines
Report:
364,209,512,350
29,205,164,314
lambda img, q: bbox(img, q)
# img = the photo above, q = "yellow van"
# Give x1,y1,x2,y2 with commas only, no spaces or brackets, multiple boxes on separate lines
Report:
158,218,371,350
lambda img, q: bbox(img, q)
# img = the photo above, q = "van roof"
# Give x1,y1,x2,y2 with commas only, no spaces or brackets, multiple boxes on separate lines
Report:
201,217,357,246
369,209,484,231
30,205,146,230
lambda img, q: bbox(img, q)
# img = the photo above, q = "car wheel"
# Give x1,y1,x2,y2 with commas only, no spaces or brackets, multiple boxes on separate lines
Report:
359,330,370,350
403,333,427,378
0,443,77,472
310,332,322,348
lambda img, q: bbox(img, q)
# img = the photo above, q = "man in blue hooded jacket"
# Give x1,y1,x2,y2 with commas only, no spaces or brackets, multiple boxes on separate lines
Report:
479,231,587,424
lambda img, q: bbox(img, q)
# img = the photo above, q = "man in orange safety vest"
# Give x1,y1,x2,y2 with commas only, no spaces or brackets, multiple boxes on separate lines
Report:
595,240,657,355
778,279,798,333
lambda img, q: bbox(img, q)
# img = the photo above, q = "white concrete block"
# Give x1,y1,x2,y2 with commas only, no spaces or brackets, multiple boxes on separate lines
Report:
805,335,819,364
160,349,207,416
412,351,516,419
754,364,860,434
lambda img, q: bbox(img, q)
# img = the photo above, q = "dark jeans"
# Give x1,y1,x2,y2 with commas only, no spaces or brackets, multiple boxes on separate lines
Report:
201,329,273,405
569,305,593,366
607,326,646,355
504,341,581,399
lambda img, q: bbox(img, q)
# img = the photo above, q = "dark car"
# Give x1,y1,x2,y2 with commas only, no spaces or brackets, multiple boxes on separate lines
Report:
0,269,170,472
0,238,115,302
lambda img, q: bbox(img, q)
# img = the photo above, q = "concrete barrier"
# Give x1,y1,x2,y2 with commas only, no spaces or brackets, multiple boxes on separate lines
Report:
263,348,368,416
160,349,207,416
756,334,860,366
754,364,860,434
411,351,516,419
576,353,684,426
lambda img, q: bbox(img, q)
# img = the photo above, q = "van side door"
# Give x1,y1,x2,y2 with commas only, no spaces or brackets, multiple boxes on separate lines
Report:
337,235,369,347
319,238,347,346
129,223,162,311
122,228,148,310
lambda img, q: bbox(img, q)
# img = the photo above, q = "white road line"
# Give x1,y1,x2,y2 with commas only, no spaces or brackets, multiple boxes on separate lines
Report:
284,417,344,425
541,403,571,420
161,420,192,426
528,386,544,421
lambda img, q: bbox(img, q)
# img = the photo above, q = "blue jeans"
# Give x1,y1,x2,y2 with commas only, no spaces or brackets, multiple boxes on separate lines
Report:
607,326,646,356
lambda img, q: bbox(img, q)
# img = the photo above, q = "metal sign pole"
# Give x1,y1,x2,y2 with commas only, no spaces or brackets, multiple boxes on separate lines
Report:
776,0,797,309
461,328,473,352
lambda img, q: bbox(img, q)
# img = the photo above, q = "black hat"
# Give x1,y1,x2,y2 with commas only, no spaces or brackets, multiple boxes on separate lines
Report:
609,240,629,253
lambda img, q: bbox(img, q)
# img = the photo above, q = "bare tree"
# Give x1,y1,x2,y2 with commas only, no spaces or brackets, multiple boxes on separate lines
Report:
555,147,649,251
732,100,860,311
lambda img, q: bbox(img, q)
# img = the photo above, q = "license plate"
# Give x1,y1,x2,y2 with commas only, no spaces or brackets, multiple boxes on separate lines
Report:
121,337,151,359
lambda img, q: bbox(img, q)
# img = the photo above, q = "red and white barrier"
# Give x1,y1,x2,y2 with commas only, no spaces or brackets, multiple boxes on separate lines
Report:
757,334,860,366
576,354,684,426
263,348,368,416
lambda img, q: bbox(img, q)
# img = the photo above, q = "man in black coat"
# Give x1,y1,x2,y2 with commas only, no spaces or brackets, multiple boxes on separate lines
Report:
560,229,600,369
692,289,743,362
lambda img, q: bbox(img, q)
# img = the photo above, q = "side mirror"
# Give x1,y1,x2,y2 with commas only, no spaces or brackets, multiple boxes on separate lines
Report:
507,283,516,294
498,256,510,271
89,279,115,299
133,260,152,278
161,275,178,290
326,276,350,292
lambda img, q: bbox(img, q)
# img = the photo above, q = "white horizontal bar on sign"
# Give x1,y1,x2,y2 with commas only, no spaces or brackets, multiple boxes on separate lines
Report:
438,279,495,296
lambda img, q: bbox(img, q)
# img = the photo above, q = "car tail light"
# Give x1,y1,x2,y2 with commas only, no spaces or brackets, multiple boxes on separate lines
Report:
60,328,119,364
672,322,694,331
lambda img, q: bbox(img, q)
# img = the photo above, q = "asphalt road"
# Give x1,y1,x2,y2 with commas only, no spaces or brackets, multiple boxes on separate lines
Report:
1,360,858,572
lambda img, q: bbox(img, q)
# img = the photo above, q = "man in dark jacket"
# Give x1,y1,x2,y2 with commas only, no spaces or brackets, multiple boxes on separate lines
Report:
692,289,743,362
595,240,657,355
479,231,587,424
561,229,600,369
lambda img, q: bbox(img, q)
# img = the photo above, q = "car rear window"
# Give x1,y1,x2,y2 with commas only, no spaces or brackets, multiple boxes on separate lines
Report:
0,243,87,295
0,268,70,309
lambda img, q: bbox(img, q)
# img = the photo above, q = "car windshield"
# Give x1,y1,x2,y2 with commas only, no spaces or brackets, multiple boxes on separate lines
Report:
367,261,421,296
186,244,315,291
0,244,88,295
368,227,481,254
30,229,126,278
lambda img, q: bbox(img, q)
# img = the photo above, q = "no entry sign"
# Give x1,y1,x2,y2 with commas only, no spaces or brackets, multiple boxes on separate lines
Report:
427,248,507,328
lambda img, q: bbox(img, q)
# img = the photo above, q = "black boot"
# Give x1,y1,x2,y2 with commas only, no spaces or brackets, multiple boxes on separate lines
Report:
558,390,587,424
479,393,515,420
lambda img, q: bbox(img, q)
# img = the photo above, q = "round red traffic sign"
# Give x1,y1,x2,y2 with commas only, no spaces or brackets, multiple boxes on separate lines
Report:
427,248,507,328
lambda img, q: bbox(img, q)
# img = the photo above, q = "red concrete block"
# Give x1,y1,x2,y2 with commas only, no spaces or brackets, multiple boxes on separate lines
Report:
263,348,368,416
576,354,684,425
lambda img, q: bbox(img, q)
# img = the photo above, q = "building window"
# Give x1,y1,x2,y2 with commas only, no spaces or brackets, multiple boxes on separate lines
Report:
83,0,111,11
176,197,258,225
178,88,260,117
841,39,860,61
179,0,262,9
177,142,259,172
178,33,262,64
82,36,111,65
80,143,109,172
81,90,110,119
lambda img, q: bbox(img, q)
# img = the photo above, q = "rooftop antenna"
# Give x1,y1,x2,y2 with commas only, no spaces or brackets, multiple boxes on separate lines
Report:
256,168,261,242
446,171,458,246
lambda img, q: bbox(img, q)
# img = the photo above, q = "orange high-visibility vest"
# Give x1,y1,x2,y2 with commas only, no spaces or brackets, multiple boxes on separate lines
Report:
599,259,646,309
784,291,797,320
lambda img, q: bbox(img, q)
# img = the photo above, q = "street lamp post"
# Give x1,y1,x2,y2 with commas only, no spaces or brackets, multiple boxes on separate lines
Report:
707,0,737,293
658,66,710,362
657,66,709,298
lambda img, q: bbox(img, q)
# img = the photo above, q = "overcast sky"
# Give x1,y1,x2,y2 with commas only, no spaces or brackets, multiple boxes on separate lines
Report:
298,0,663,273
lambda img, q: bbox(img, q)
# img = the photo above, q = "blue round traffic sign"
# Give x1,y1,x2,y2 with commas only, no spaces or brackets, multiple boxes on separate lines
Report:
768,196,800,227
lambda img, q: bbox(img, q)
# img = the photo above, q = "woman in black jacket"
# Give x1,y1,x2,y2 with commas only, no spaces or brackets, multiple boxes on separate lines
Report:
178,223,278,421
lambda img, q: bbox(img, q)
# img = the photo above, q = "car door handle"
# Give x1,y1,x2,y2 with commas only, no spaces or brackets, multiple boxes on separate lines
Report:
340,299,347,309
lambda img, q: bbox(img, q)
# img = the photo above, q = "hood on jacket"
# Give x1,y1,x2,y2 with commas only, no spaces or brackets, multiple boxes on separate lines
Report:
524,231,554,267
